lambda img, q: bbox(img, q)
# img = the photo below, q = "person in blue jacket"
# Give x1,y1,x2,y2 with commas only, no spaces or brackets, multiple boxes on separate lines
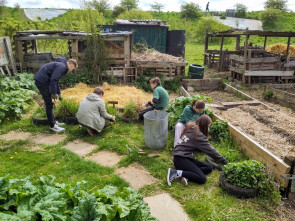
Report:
34,57,78,132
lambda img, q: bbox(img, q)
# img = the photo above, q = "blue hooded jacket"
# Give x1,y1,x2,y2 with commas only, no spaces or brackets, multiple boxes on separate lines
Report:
34,57,68,94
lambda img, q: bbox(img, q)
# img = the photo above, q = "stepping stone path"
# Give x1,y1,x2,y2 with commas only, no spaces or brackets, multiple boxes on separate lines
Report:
86,151,122,167
30,133,66,146
115,163,158,190
144,193,191,221
0,131,32,141
62,140,96,157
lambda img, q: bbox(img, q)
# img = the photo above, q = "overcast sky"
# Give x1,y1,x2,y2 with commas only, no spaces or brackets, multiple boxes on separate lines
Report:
6,0,295,12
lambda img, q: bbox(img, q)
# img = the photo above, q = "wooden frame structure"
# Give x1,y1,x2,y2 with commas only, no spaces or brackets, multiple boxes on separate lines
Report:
13,30,134,83
0,37,17,76
204,29,295,84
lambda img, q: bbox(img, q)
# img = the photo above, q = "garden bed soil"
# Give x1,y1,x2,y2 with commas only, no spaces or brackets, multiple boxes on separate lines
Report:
190,90,246,103
214,104,295,159
275,199,295,221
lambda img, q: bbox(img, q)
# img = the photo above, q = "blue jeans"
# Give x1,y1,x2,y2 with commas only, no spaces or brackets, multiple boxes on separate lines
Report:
35,80,56,127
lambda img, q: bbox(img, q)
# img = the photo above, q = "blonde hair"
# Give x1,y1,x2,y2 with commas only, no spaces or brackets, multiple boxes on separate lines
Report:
150,77,161,85
67,59,78,69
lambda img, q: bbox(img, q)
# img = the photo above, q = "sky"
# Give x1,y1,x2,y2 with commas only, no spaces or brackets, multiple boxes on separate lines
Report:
6,0,295,12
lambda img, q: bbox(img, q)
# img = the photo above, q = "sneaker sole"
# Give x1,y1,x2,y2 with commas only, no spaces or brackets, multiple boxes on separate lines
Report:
180,178,188,186
167,168,172,186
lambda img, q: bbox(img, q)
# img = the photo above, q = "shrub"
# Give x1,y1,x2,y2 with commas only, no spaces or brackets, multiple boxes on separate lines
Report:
264,0,287,11
223,160,281,205
220,13,226,20
195,17,232,43
112,5,126,18
118,10,153,20
55,99,79,120
235,3,247,18
260,8,283,30
209,120,229,142
59,71,92,88
180,3,202,20
122,102,137,119
0,175,156,220
263,89,276,100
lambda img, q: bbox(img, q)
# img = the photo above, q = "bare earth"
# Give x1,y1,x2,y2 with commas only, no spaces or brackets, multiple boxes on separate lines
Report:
191,90,245,103
0,131,32,141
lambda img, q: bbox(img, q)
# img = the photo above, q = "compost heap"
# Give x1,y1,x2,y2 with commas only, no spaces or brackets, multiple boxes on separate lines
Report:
61,83,152,108
132,50,185,62
266,43,295,56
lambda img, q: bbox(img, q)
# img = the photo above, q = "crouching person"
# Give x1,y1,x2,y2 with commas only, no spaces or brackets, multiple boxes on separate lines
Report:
167,115,228,186
76,87,115,136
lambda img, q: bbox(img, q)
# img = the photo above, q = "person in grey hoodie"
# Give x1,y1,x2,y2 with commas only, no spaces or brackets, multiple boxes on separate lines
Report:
167,115,228,186
76,87,115,136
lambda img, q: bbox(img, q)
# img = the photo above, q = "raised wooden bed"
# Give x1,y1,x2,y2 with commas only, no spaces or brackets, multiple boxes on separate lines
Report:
268,84,295,111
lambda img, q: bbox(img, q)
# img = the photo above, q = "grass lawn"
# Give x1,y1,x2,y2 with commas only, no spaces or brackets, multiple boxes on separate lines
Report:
0,103,279,221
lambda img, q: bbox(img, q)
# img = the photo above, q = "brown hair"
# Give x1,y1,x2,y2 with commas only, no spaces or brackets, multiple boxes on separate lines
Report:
191,100,205,109
67,59,78,69
150,77,161,86
180,114,212,142
93,87,104,95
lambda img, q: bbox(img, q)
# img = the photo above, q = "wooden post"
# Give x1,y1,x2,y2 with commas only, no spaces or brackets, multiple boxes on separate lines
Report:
235,35,240,51
4,37,17,74
286,36,291,57
218,36,224,72
204,27,209,65
242,29,249,85
124,36,131,67
263,36,267,50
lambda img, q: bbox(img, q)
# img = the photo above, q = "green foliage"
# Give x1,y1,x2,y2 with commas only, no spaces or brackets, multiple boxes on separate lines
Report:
180,3,202,20
150,2,165,13
195,17,232,43
118,10,153,20
0,73,37,123
209,120,229,142
55,99,79,120
120,0,139,11
260,8,283,30
112,6,126,18
82,0,111,15
235,3,247,18
223,160,281,205
220,13,226,20
59,71,92,88
263,89,276,100
165,95,212,129
0,175,156,220
264,0,287,11
0,17,22,38
246,11,261,20
122,102,137,119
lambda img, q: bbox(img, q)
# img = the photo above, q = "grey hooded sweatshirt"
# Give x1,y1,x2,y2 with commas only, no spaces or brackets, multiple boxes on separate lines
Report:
76,93,112,132
173,126,226,163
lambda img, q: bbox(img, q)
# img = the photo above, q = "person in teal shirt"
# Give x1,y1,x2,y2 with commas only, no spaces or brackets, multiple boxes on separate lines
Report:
139,77,169,120
174,100,205,147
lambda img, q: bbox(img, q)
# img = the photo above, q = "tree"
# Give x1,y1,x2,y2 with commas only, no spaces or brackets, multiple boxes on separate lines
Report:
0,0,7,15
118,10,153,20
113,5,126,18
260,8,282,30
151,2,165,13
120,0,139,11
264,0,287,11
235,3,247,18
180,3,202,20
81,0,110,14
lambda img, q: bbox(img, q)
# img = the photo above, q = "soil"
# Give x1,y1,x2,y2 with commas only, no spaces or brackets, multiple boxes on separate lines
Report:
275,199,295,221
190,90,246,103
0,131,32,141
214,105,295,159
62,140,97,157
115,163,158,190
86,151,122,167
144,193,191,221
30,133,66,146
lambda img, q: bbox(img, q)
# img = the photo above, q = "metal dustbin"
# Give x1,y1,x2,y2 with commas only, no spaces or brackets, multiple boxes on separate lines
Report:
144,110,168,150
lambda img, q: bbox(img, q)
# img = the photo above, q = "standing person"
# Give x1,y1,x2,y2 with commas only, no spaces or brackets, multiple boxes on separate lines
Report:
76,87,115,136
206,2,210,11
174,100,205,147
34,57,78,132
167,115,228,186
139,77,169,120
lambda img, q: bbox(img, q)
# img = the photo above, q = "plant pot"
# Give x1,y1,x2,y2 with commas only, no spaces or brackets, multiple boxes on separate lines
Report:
32,113,49,125
118,115,138,123
219,172,259,199
206,156,223,171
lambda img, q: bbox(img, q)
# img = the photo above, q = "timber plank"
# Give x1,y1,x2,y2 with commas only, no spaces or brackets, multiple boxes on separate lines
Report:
245,71,294,76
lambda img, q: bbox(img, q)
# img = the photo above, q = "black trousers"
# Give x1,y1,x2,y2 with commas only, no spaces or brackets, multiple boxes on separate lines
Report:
35,81,56,128
138,107,155,120
174,156,213,184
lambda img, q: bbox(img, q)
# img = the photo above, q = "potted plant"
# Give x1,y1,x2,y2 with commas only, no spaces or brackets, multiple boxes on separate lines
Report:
220,160,281,204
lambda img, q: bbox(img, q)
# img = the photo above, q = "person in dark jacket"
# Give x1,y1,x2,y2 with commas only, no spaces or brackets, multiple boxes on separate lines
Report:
138,77,169,120
34,57,78,132
167,115,228,186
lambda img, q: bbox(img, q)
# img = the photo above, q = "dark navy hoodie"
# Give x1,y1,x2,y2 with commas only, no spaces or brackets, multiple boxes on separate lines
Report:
34,57,68,95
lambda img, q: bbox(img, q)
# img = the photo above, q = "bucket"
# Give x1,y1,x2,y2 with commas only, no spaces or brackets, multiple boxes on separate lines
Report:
144,110,168,150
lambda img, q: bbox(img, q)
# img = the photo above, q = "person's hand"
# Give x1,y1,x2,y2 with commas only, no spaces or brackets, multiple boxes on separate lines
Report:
51,94,58,100
58,94,63,101
146,101,152,107
111,115,116,121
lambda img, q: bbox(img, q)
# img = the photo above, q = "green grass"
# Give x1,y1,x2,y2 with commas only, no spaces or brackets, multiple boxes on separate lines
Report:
0,104,279,220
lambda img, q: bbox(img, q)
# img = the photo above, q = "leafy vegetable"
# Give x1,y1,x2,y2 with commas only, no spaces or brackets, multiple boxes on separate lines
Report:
209,120,229,142
0,176,157,221
165,95,212,129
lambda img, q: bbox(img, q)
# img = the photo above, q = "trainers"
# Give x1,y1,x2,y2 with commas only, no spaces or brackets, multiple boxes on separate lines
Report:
56,121,65,127
50,124,65,133
180,177,188,186
86,129,97,137
167,168,179,186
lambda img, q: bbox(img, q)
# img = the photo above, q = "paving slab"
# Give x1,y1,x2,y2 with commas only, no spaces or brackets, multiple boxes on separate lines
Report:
144,193,191,221
86,151,122,167
30,133,66,146
62,140,97,156
115,163,157,190
0,131,32,141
